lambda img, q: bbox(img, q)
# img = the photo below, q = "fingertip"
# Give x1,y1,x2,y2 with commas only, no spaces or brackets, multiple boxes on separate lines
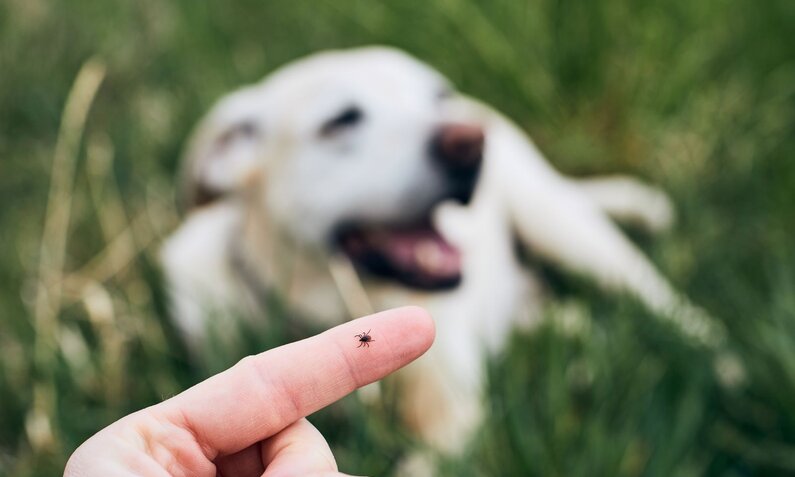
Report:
347,306,435,369
396,305,436,352
368,306,435,358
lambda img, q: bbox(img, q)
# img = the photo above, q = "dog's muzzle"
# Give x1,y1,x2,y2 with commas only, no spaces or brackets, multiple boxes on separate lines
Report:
334,123,485,291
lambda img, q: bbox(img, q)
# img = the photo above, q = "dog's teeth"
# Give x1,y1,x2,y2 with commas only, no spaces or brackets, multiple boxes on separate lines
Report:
415,240,445,272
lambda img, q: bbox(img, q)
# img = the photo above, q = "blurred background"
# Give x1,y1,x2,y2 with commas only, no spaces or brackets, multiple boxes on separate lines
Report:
1,0,794,475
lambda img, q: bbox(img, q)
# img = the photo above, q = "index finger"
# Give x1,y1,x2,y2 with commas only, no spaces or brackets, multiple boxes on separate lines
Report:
157,306,434,458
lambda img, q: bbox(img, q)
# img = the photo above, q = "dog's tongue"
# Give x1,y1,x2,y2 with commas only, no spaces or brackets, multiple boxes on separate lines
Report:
379,228,461,278
340,224,462,286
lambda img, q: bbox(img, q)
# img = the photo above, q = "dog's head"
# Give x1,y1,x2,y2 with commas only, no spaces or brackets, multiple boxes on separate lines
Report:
182,47,484,290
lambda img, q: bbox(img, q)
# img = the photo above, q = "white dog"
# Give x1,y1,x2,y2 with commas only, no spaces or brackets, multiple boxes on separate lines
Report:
161,46,721,455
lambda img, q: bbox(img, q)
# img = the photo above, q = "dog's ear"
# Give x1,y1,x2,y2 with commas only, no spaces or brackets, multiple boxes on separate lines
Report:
180,86,265,210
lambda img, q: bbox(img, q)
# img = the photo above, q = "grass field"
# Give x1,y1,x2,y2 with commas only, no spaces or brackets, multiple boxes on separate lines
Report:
1,0,794,475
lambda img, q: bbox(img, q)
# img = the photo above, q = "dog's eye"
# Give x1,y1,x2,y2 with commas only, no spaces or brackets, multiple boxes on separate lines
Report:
437,87,454,101
217,120,259,148
320,106,363,136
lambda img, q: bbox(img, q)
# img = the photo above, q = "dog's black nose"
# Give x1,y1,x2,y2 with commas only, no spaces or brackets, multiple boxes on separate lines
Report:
430,123,484,173
430,123,484,204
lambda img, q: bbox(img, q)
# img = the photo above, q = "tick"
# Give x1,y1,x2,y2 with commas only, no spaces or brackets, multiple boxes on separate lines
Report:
355,330,374,348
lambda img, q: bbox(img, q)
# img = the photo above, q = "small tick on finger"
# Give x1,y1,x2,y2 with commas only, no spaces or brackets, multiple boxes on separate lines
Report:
355,330,374,348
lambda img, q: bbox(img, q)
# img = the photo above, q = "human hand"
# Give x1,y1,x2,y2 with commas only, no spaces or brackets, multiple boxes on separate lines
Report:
64,306,434,476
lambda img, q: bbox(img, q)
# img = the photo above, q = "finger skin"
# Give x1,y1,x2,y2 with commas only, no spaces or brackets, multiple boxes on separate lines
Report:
216,418,336,477
64,307,434,477
215,442,264,477
160,306,434,458
260,418,336,477
64,411,215,477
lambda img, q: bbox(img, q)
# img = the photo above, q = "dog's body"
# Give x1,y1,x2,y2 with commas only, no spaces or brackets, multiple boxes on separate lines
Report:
161,46,717,454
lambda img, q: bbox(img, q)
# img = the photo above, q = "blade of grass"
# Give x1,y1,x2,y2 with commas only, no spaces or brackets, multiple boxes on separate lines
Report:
28,58,105,451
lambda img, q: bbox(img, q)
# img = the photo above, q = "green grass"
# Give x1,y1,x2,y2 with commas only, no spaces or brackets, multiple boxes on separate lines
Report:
1,0,794,475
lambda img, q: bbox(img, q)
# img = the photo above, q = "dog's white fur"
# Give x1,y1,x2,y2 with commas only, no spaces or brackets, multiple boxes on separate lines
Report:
161,46,720,454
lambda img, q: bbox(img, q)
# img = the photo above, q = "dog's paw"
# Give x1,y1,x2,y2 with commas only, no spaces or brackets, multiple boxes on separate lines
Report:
640,186,676,234
577,175,677,234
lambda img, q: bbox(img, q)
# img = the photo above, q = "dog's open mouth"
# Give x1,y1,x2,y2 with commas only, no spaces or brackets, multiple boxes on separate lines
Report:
335,220,461,290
